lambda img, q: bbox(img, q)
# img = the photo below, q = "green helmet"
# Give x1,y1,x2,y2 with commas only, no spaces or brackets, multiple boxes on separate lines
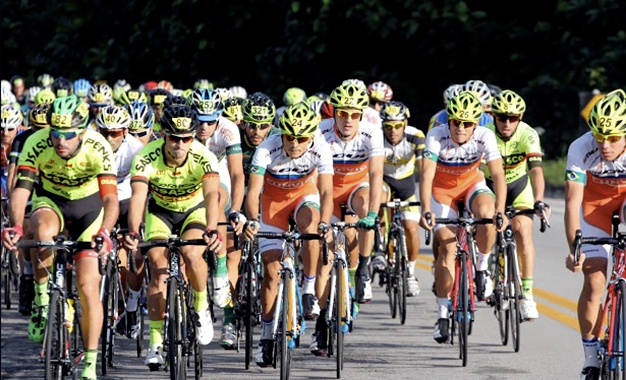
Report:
283,87,307,107
35,89,56,105
279,102,319,137
47,94,90,129
588,89,626,136
446,91,483,123
329,83,369,110
491,90,526,115
243,93,276,123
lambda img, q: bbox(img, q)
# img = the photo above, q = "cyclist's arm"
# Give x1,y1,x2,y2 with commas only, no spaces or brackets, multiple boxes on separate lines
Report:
564,181,583,254
226,152,245,213
98,175,120,233
244,173,263,221
8,186,30,228
419,157,436,216
529,166,546,202
367,155,384,214
127,180,148,235
202,174,221,231
7,162,17,192
486,158,507,215
317,172,333,225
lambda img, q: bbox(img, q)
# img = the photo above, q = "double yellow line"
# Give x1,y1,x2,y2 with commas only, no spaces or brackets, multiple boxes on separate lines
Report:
415,253,580,331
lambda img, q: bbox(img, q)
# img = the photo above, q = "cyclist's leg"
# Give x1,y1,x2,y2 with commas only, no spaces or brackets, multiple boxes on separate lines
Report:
372,181,392,273
295,193,323,320
349,183,375,303
400,203,420,296
18,215,36,316
468,182,496,300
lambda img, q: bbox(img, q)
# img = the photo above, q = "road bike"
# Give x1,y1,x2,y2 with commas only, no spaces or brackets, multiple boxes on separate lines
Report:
1,196,19,310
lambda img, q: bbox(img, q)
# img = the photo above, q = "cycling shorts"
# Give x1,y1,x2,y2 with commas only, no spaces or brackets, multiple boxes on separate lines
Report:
579,192,626,259
217,158,232,214
144,199,206,241
118,198,130,230
331,181,370,222
259,192,320,254
487,175,535,213
382,176,420,222
431,180,494,232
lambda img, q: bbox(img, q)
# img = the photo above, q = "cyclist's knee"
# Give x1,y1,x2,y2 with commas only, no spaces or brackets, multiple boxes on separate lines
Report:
471,197,495,218
296,207,319,233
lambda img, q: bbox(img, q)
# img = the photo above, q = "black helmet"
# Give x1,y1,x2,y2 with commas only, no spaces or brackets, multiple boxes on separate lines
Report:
52,77,73,98
163,94,188,109
160,105,199,135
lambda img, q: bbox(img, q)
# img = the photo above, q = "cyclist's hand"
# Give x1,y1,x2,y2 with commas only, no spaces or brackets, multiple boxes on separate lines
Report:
318,221,333,243
124,231,141,252
243,220,260,241
566,252,584,272
228,210,247,235
494,213,509,232
203,229,223,252
2,225,23,251
357,211,378,229
419,212,434,231
92,227,114,256
535,201,552,220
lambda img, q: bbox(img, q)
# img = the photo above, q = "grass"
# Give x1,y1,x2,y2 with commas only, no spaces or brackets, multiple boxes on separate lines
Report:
542,157,567,187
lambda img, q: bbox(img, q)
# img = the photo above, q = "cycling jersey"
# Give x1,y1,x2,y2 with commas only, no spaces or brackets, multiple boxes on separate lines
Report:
429,110,493,131
383,125,425,180
114,134,144,201
483,121,543,184
206,116,242,163
130,138,219,213
428,109,446,131
16,129,116,200
8,128,38,165
363,107,382,126
240,126,280,186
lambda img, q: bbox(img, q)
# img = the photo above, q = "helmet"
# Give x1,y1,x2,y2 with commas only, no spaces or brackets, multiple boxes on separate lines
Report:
242,93,276,123
194,79,214,90
157,80,173,92
462,79,492,106
1,86,16,106
47,94,90,129
35,89,56,104
29,103,52,128
487,83,503,98
27,86,43,103
118,89,147,105
314,92,329,101
163,94,188,109
320,100,334,119
443,84,463,105
282,87,307,107
96,105,131,129
329,83,369,110
37,73,54,88
367,81,393,102
188,89,223,122
160,105,199,135
279,102,319,137
149,88,170,106
125,100,155,130
1,104,23,129
213,88,232,102
114,79,131,92
229,86,247,99
52,77,73,98
341,79,367,90
88,84,113,106
491,90,526,115
308,100,324,115
307,94,322,104
1,80,10,93
10,75,25,88
446,91,483,122
73,79,91,98
223,97,244,121
143,81,158,91
588,89,626,136
380,101,410,121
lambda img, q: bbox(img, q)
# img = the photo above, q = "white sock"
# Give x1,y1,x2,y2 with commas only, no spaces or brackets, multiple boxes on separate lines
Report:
126,288,142,312
261,318,274,340
408,261,416,277
437,297,449,319
24,260,34,275
478,252,490,271
303,275,316,295
583,338,600,368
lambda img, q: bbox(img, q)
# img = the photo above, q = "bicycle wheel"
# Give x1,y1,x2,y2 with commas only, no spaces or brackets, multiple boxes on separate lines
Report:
279,273,291,380
45,291,65,380
458,253,469,367
387,237,397,319
136,285,146,358
336,262,345,378
108,269,119,368
167,280,186,380
3,262,9,310
100,261,112,376
493,248,509,346
610,280,626,380
508,244,521,353
397,229,408,325
244,260,255,370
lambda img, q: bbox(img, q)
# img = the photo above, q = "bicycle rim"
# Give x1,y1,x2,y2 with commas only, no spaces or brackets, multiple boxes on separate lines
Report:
45,291,65,380
136,286,145,358
398,230,408,325
3,266,9,309
167,280,184,380
459,254,468,367
508,244,521,353
388,238,397,319
613,280,626,379
100,266,111,376
108,272,119,367
280,273,290,380
494,249,508,346
245,261,254,370
337,264,344,378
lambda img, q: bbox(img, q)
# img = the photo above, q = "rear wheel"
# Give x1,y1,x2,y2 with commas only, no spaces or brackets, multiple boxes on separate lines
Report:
167,280,186,380
387,237,397,319
100,262,112,376
336,263,345,378
494,248,509,346
609,280,626,380
244,260,255,369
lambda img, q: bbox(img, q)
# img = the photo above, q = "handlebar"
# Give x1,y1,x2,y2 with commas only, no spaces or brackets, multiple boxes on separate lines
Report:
423,211,494,246
380,200,421,209
571,229,626,265
16,236,105,275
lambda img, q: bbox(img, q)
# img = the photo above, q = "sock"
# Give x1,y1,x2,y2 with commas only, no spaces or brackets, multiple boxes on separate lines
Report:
126,288,141,312
223,306,235,325
437,297,450,319
522,277,534,299
216,255,228,277
349,267,357,288
316,310,326,331
303,274,316,295
408,261,416,277
261,318,274,340
149,320,164,347
477,252,490,271
81,349,98,379
583,338,600,368
357,255,370,277
23,260,34,275
34,280,49,307
194,288,208,312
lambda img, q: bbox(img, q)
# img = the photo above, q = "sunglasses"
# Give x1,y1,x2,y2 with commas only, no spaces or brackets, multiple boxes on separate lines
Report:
336,110,362,120
129,129,150,138
383,121,404,130
450,119,477,129
99,128,125,138
200,120,218,126
166,134,195,143
283,135,311,143
495,114,521,123
51,129,80,140
592,132,623,144
245,121,271,130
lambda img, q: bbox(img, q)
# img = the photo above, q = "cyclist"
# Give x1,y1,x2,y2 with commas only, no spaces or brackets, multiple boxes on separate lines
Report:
194,79,214,90
10,75,27,105
223,96,245,129
364,81,393,126
419,90,507,344
370,101,425,297
87,83,114,129
52,77,73,98
229,85,247,99
2,94,119,380
320,81,385,306
125,100,158,145
242,102,333,366
483,90,546,321
430,80,494,130
147,88,169,135
123,105,223,368
37,73,54,89
564,89,626,380
35,88,56,105
74,78,91,103
2,105,22,190
275,87,307,126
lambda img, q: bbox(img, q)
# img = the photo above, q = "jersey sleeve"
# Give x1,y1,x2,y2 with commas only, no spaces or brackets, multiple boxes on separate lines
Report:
408,127,426,160
367,124,385,157
565,137,587,184
523,126,544,169
130,144,154,184
249,139,272,177
219,121,242,156
422,128,441,162
481,128,502,163
90,134,117,178
315,138,334,175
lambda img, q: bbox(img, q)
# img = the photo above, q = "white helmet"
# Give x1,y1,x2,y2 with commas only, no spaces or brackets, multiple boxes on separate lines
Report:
463,79,492,106
96,105,131,129
229,86,247,99
1,104,23,129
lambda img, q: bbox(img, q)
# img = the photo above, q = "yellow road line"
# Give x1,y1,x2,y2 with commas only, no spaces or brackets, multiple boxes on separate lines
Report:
534,288,577,313
536,301,580,331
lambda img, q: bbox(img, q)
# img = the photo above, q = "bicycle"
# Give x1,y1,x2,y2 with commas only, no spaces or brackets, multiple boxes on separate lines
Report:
573,215,626,379
17,235,105,380
424,210,493,367
254,230,324,380
1,196,20,310
378,199,421,325
131,235,215,380
489,204,550,352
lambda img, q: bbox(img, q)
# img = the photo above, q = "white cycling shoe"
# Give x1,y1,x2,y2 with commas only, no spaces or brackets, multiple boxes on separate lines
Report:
196,309,214,345
145,345,164,367
520,298,539,320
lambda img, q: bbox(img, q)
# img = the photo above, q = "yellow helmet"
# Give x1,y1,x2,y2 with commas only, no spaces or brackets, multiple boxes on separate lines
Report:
446,91,483,122
588,89,626,136
491,90,526,115
329,83,369,110
279,102,319,137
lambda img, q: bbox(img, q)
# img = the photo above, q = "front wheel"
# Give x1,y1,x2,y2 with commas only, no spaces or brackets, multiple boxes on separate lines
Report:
508,244,521,353
279,273,292,380
44,291,65,380
167,280,186,380
494,249,509,346
336,264,345,378
397,229,408,325
458,254,469,367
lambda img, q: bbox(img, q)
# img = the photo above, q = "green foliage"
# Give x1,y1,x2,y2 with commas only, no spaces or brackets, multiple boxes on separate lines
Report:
542,157,568,187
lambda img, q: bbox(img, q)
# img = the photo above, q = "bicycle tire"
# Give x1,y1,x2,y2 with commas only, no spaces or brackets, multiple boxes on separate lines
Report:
397,229,408,325
244,260,254,370
611,280,626,380
108,269,119,368
193,340,203,380
508,243,521,353
9,249,19,278
45,291,65,380
167,279,185,380
336,262,345,378
100,261,112,376
3,263,10,310
387,237,397,319
280,273,291,380
459,252,469,367
136,285,146,358
494,247,509,346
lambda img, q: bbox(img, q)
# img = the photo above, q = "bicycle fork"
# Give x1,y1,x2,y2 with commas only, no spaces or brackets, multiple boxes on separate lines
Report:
273,258,299,348
327,250,351,334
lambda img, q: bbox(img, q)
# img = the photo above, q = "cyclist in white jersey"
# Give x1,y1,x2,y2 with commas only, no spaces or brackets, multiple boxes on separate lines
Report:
364,81,393,126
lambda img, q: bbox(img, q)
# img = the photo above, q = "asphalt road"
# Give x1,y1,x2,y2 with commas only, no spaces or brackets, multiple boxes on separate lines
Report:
1,196,584,379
